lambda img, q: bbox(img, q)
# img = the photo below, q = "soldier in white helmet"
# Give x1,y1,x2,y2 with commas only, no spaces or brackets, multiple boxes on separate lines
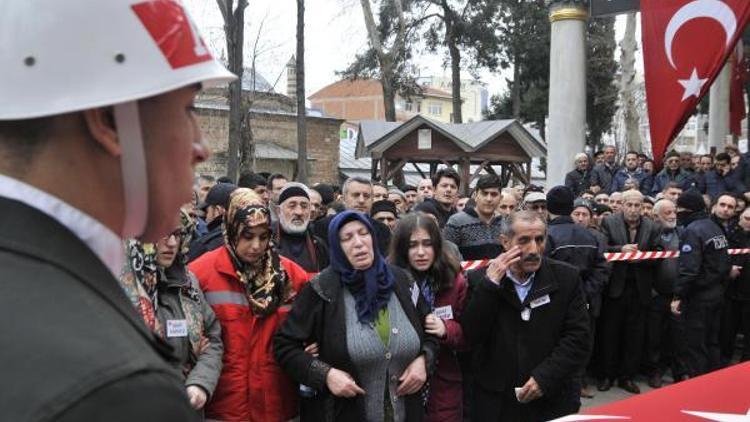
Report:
0,1,234,420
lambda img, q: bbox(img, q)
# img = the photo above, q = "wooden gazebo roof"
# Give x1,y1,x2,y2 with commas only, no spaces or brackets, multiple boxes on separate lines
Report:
356,115,546,190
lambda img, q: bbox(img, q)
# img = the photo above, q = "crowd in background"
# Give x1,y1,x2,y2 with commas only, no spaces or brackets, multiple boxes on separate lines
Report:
117,142,750,422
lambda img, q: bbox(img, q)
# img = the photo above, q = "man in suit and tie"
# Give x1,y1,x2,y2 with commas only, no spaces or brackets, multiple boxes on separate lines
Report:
597,189,660,394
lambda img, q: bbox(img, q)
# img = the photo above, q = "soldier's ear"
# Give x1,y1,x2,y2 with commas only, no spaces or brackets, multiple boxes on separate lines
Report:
82,107,120,157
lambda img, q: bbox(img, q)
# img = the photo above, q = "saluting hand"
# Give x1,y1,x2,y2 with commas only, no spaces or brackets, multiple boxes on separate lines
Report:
486,246,522,285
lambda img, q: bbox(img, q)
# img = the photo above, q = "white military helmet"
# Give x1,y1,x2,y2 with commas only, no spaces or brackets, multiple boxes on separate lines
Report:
0,0,236,238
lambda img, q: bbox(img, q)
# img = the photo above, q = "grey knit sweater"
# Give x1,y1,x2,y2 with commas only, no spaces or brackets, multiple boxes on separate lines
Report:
343,290,421,422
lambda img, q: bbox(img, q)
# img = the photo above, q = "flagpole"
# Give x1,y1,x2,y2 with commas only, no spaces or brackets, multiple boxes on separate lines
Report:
547,1,588,186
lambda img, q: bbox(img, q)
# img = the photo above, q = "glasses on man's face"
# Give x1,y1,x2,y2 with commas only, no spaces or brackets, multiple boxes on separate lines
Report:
530,203,547,211
162,229,183,242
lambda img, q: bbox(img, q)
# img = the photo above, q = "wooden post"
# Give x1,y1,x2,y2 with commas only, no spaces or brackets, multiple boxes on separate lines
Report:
460,157,471,195
526,161,532,185
380,157,388,183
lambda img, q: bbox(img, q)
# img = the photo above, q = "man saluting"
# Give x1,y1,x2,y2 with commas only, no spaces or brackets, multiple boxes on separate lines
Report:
462,210,591,422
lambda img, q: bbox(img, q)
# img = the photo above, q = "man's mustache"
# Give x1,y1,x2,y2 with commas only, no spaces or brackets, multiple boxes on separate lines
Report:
522,254,541,263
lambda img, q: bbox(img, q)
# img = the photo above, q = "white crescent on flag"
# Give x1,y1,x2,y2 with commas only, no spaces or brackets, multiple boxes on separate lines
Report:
548,415,631,422
664,0,737,69
682,408,750,421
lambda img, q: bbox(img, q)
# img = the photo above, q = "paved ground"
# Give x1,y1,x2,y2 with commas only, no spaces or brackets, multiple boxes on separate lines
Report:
581,375,672,409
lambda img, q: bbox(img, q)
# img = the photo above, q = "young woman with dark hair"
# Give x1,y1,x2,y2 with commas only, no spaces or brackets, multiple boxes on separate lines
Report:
390,213,468,422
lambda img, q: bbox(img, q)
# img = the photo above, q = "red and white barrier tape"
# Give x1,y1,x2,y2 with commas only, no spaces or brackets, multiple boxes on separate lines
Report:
459,248,750,269
461,259,490,271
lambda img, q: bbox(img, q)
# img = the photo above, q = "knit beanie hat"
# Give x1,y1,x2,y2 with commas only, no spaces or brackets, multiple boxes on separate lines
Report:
676,189,705,212
546,185,575,215
370,200,398,217
278,182,310,205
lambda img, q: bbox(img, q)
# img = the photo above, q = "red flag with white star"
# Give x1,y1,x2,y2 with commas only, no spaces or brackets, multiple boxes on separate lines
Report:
642,0,750,165
550,362,750,421
729,40,747,136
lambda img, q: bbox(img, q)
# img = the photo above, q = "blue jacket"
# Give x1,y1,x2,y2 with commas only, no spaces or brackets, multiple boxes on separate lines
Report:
650,168,700,196
610,167,652,195
703,169,747,200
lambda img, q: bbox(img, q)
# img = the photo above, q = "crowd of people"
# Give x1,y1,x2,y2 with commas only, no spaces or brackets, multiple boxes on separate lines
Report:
110,143,750,422
6,3,750,421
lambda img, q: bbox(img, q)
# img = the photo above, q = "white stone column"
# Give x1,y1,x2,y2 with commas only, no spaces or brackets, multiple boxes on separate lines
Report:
547,3,588,187
708,61,732,152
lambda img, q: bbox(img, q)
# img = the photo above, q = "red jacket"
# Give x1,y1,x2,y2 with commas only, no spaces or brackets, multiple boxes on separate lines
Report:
426,273,468,422
189,247,310,422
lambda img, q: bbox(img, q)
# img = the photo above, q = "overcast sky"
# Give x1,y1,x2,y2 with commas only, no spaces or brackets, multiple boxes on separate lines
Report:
183,1,635,101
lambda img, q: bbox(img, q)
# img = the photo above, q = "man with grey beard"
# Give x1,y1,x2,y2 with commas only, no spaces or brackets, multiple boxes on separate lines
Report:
274,183,329,274
644,199,688,388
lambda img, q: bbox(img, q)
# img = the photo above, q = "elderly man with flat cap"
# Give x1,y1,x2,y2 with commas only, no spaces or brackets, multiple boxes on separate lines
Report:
274,182,329,275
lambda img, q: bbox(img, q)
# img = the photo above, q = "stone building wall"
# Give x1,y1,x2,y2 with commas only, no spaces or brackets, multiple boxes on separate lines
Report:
195,106,342,184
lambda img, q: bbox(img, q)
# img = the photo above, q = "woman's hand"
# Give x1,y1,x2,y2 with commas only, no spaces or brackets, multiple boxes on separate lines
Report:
396,355,426,396
304,342,320,357
186,385,208,410
326,368,366,398
424,314,446,338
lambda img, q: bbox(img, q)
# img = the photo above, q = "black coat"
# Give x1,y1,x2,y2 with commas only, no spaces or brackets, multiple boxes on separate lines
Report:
273,265,439,422
600,214,660,305
0,198,198,421
273,224,329,273
564,169,591,197
547,216,610,317
187,216,224,262
731,231,750,300
461,259,591,421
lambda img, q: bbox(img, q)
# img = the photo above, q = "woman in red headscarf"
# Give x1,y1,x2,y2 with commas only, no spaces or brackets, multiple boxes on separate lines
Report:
189,188,309,422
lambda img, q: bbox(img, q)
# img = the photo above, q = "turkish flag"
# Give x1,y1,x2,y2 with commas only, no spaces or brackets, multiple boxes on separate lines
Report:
642,0,750,165
551,362,750,421
730,40,747,136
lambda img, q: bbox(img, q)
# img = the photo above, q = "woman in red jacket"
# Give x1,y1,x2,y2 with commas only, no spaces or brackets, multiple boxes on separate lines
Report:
189,188,309,422
390,212,468,422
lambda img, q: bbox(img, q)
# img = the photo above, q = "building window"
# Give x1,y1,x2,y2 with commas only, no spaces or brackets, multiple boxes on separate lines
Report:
405,101,413,112
428,103,442,115
417,102,422,113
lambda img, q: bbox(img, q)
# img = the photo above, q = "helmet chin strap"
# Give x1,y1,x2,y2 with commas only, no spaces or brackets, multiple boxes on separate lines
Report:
113,101,148,239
